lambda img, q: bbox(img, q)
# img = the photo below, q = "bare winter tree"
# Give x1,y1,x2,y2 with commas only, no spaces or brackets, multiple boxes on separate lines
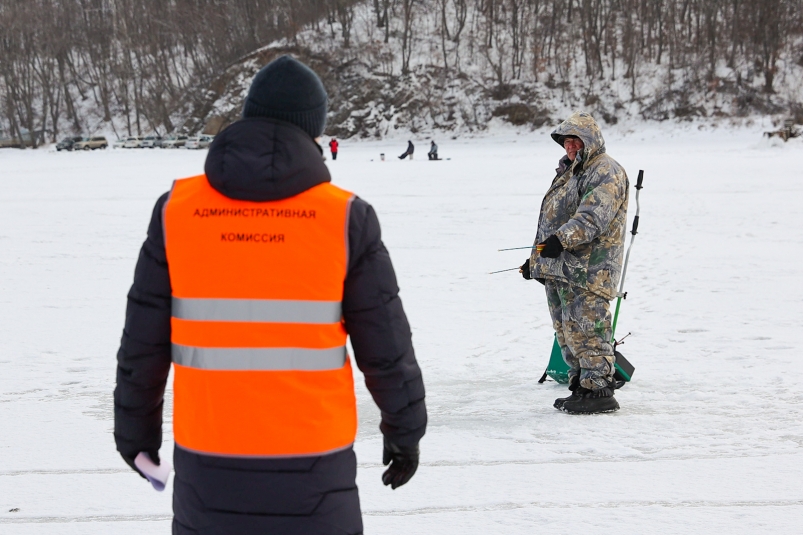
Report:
400,0,417,74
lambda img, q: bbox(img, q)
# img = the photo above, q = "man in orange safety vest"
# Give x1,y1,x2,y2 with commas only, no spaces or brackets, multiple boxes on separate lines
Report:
114,55,427,535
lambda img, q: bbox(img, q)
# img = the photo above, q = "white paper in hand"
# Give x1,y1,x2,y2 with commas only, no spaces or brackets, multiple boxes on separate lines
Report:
134,452,172,492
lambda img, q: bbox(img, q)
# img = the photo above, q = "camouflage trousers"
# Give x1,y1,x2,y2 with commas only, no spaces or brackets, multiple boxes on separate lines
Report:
545,280,614,390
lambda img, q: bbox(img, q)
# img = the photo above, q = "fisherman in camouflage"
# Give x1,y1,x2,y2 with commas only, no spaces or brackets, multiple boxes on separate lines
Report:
520,111,628,414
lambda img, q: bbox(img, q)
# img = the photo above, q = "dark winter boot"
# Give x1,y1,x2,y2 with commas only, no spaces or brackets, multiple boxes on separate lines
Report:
562,385,619,414
553,375,586,410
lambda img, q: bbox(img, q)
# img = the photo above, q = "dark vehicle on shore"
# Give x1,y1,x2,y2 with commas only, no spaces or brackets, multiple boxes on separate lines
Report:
56,136,84,151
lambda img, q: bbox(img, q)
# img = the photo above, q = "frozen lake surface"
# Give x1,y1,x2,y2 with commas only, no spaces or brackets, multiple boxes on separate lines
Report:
1,126,802,534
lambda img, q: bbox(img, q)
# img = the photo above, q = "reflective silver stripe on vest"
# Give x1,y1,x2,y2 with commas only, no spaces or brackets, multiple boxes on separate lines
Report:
172,344,347,371
172,298,342,324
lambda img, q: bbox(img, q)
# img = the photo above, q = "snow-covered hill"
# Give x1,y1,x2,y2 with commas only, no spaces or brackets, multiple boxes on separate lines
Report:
182,1,803,139
3,1,802,143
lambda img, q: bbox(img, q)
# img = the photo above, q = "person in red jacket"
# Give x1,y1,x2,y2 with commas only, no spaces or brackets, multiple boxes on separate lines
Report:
329,137,339,160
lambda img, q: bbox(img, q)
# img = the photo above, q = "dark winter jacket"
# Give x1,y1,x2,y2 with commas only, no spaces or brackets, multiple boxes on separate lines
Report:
406,140,414,153
114,117,427,534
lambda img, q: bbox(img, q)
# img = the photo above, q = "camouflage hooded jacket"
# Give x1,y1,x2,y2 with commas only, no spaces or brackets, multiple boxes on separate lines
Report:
530,111,629,300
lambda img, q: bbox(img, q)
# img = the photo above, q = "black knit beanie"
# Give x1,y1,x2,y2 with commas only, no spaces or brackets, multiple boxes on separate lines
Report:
242,55,328,139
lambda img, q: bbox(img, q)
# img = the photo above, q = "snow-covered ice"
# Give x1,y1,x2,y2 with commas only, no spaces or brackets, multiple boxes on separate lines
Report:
1,126,802,534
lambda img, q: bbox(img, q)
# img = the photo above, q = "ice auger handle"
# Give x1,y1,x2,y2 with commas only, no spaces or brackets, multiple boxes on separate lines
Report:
612,170,644,341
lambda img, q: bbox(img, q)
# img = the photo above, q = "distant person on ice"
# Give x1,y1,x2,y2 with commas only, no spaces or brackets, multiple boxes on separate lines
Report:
428,140,439,160
329,137,338,160
519,110,629,415
398,139,414,159
114,55,427,534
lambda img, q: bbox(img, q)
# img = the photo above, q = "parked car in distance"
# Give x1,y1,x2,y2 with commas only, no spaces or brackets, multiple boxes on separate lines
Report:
113,138,126,149
185,135,214,149
56,136,84,151
141,135,162,148
123,136,144,148
73,136,108,150
161,134,188,148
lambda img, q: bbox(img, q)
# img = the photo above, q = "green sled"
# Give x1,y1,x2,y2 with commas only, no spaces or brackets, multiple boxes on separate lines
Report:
544,335,634,384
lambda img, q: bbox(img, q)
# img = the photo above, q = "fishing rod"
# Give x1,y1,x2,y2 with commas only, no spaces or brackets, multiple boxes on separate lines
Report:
491,244,544,274
498,245,538,252
498,244,546,252
488,266,521,275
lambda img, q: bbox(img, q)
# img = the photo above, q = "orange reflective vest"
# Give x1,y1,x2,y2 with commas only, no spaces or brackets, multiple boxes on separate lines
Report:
163,175,357,457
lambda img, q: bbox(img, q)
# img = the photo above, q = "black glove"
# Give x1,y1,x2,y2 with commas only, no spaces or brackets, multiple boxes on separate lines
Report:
120,449,160,480
520,259,531,280
539,234,564,258
382,437,419,489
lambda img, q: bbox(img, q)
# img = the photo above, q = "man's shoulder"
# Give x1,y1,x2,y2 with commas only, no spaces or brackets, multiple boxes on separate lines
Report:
584,153,627,183
348,196,376,227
